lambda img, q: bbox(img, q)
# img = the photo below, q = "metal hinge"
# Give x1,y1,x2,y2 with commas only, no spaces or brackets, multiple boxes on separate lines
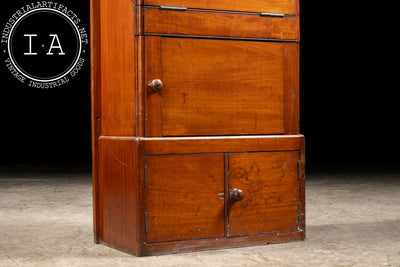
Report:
298,202,301,229
160,6,188,11
144,164,148,188
145,212,148,234
260,12,285,17
298,159,301,180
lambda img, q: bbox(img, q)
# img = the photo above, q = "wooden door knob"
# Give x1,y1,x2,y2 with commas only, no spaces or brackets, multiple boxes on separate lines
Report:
148,79,163,93
229,188,244,202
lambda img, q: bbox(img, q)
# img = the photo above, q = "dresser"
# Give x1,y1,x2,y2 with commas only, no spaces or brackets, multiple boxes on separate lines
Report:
90,0,304,256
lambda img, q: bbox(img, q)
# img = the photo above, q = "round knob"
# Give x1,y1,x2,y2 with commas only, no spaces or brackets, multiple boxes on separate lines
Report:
229,188,244,202
148,79,163,93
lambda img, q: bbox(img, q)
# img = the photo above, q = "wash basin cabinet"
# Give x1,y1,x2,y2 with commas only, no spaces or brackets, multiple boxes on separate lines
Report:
91,0,304,256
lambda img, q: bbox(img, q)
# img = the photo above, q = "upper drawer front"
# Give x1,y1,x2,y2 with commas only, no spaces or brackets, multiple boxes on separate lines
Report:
144,0,298,15
144,7,298,41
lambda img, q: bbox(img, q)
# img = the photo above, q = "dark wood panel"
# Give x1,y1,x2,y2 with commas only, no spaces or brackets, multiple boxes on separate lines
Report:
99,137,139,253
228,151,299,236
144,0,297,15
144,8,298,41
145,154,225,243
144,135,302,155
100,0,136,136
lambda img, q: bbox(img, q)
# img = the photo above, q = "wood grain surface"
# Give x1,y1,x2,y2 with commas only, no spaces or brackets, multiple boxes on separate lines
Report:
99,137,139,253
145,154,225,243
228,151,300,236
146,37,297,136
144,8,298,41
100,0,136,136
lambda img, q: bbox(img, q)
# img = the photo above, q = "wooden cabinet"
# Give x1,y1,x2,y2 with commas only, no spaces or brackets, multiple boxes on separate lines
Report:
91,0,304,256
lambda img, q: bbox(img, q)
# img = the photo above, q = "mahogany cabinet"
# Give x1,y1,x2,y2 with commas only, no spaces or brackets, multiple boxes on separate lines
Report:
91,0,304,256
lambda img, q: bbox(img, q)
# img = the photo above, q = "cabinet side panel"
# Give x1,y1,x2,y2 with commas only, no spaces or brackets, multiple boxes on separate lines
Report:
99,137,139,254
100,0,136,136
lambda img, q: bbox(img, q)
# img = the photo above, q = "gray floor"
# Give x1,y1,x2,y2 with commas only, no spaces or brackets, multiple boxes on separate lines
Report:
0,164,399,266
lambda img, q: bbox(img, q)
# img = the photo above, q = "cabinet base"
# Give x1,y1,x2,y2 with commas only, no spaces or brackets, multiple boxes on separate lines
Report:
94,135,305,256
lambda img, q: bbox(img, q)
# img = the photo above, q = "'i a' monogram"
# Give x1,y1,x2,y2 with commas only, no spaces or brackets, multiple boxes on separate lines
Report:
23,34,65,55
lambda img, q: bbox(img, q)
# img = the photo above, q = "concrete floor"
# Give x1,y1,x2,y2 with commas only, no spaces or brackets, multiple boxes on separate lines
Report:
0,164,399,266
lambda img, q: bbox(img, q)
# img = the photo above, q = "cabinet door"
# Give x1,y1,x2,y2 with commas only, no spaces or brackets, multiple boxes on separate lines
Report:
146,37,298,136
228,152,300,237
145,154,225,243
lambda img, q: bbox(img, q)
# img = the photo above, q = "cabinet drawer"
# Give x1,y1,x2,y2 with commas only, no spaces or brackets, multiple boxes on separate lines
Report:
144,0,298,15
144,7,298,41
146,37,299,137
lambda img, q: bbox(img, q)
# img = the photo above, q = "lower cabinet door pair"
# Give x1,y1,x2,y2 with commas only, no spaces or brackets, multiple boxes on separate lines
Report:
144,151,300,243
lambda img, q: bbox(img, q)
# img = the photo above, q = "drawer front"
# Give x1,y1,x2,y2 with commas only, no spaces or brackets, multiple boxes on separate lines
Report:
144,0,298,15
144,154,225,243
146,36,299,137
144,7,298,41
228,151,300,236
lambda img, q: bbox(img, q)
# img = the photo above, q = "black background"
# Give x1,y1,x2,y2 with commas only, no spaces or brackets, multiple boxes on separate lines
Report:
0,1,399,168
0,1,91,164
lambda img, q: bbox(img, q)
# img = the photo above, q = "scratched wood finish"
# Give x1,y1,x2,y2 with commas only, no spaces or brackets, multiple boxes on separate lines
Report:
100,0,136,136
144,0,297,15
145,154,225,243
146,37,298,136
144,8,298,41
99,137,139,253
228,152,300,236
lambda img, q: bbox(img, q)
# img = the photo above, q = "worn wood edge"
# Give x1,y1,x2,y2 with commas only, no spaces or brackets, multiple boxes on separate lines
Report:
140,231,303,256
143,135,303,155
299,135,306,240
90,0,101,244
